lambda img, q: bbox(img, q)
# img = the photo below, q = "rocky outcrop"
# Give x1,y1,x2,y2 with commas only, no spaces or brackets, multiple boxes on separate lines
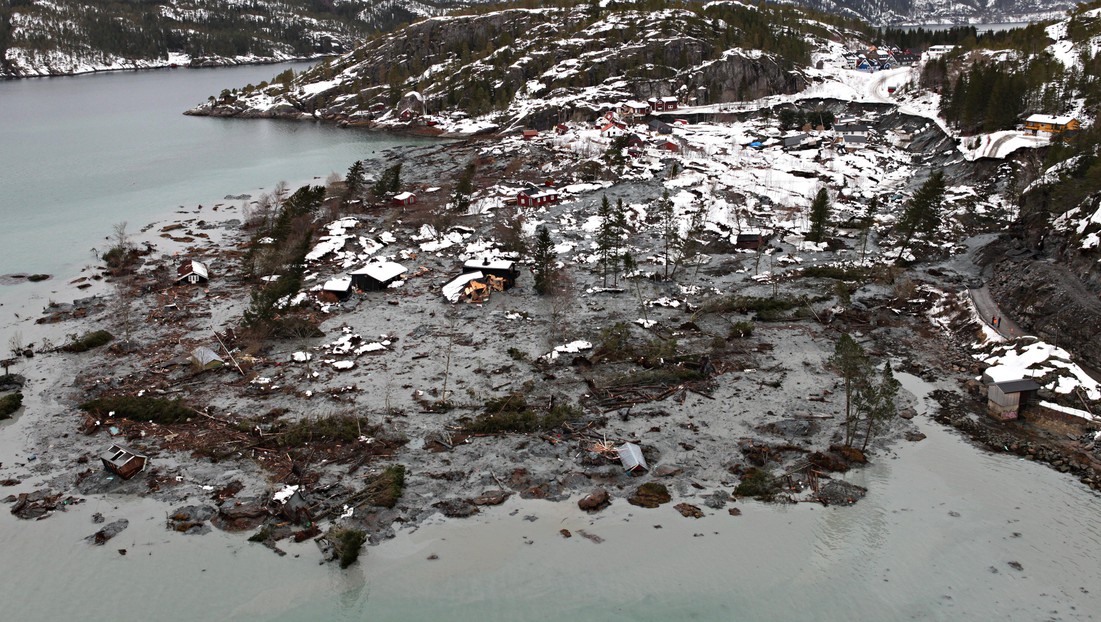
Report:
188,5,813,130
987,258,1101,369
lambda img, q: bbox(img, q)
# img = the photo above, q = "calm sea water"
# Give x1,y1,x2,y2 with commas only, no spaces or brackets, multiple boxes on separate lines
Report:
0,63,432,278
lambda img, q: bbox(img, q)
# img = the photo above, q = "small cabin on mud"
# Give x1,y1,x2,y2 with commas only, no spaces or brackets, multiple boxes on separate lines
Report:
176,260,209,285
101,444,148,480
735,232,768,250
349,261,407,291
320,277,353,302
986,378,1041,420
190,346,224,371
392,191,416,206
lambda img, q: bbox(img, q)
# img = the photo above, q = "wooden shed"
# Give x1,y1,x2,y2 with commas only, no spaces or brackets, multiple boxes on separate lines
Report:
986,378,1041,420
735,232,768,250
101,444,148,480
392,191,416,206
321,276,353,301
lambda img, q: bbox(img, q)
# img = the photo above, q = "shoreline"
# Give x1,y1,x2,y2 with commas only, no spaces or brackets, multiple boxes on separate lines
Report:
2,110,1099,576
0,55,327,82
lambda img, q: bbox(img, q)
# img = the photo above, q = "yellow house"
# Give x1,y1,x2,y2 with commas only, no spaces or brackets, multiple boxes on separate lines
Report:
1023,114,1081,134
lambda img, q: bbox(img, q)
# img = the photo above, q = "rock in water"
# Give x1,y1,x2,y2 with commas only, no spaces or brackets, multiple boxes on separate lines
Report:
628,483,671,508
87,519,129,545
472,490,510,506
433,498,478,518
577,487,610,512
166,504,215,534
674,503,704,518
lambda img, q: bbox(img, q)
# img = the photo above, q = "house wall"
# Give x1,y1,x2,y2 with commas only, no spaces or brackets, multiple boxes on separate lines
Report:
1024,120,1078,133
987,384,1021,410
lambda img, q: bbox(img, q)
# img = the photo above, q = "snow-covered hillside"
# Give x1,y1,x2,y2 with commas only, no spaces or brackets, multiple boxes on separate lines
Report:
784,0,1072,26
0,0,495,77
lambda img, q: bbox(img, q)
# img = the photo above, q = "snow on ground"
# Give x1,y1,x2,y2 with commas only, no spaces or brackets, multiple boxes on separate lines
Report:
958,131,1051,161
978,338,1101,402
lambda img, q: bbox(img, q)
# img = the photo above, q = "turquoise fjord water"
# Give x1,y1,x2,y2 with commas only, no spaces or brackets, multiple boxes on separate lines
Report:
0,62,433,277
0,66,1100,622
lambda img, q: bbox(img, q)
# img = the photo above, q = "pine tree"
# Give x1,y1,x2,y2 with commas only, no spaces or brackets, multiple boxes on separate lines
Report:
345,160,365,201
452,161,476,213
896,171,946,260
833,333,872,448
611,198,629,286
859,361,900,452
388,162,402,193
372,163,402,198
596,194,614,287
807,187,830,243
655,190,681,280
532,226,557,296
859,196,879,264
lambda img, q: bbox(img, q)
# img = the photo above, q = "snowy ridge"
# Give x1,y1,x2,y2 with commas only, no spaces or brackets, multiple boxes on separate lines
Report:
0,0,499,78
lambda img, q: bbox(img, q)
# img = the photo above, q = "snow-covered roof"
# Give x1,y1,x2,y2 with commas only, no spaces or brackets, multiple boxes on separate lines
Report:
464,258,516,272
190,346,223,367
177,259,208,280
323,276,352,292
443,271,483,303
394,191,416,201
349,261,406,283
1025,114,1076,126
519,186,558,199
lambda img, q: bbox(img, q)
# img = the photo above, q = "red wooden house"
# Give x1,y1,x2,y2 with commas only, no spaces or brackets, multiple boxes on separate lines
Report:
517,185,559,207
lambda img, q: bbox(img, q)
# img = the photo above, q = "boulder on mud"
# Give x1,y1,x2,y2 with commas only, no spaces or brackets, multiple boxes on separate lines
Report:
577,487,610,512
87,519,128,545
628,483,671,508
